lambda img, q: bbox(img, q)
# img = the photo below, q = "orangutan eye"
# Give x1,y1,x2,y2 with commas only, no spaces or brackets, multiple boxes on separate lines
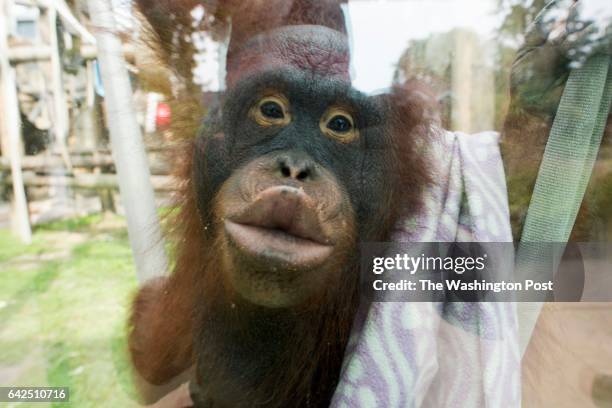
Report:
327,115,352,133
320,108,358,143
260,101,284,119
250,95,291,127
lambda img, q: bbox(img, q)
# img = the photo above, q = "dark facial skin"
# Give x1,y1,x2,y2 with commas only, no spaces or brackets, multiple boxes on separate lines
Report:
194,69,400,307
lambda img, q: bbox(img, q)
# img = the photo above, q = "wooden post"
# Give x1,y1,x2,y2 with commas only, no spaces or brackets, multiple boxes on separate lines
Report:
0,2,32,243
451,30,475,133
451,29,495,133
0,75,7,157
88,0,168,282
48,3,72,170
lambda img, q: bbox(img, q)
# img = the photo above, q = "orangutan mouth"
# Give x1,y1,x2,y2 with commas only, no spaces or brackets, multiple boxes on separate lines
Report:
224,186,334,268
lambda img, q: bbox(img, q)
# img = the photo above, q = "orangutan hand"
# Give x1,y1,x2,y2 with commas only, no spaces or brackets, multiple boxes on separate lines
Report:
510,0,611,119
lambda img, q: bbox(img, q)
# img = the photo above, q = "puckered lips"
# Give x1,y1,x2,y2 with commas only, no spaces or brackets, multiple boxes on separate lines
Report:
224,186,334,269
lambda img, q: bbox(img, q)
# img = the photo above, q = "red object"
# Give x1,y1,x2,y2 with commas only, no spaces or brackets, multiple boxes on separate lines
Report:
156,102,172,130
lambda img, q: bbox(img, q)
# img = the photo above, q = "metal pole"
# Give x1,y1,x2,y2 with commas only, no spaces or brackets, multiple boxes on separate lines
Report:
0,0,33,243
87,0,168,282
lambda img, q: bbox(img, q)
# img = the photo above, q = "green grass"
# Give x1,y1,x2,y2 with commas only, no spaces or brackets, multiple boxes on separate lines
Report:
0,214,141,407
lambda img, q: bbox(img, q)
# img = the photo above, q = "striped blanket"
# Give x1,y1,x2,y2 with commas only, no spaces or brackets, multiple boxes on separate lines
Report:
331,130,521,407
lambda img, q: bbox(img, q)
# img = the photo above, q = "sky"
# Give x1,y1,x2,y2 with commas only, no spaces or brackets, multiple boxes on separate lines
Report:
346,0,502,93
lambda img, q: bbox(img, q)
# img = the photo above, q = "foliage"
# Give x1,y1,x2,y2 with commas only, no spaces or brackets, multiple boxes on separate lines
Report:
495,0,550,44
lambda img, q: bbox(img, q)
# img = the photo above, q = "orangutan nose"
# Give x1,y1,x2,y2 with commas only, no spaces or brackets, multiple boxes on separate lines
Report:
276,152,318,182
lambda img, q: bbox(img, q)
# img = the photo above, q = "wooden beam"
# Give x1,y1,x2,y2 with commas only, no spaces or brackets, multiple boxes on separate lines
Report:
14,0,38,6
6,44,133,63
0,154,171,174
8,173,177,192
0,154,114,169
53,0,96,44
8,45,53,62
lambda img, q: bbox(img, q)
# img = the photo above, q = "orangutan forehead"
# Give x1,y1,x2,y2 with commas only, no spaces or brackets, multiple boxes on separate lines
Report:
226,25,350,88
